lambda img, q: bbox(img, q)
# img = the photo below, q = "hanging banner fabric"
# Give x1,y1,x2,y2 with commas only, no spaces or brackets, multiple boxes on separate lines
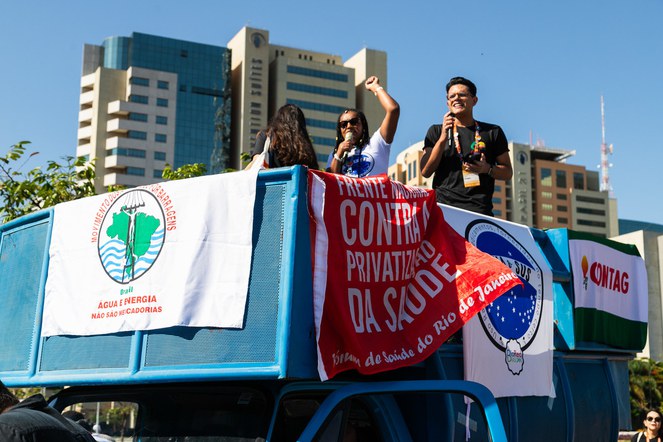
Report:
308,171,521,381
442,206,554,398
568,230,647,350
42,170,259,337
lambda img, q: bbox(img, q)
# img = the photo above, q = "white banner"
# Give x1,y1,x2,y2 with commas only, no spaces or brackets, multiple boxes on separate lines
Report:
569,238,647,321
442,205,554,398
568,233,648,349
42,170,259,336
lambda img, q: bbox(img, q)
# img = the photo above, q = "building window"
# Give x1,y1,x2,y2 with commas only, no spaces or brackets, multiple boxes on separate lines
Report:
577,195,606,204
287,65,349,82
493,197,502,204
180,50,188,58
558,217,568,224
541,191,552,199
106,148,146,158
156,116,168,125
128,112,148,122
126,167,145,176
573,172,584,190
557,205,568,212
494,209,502,216
286,82,348,98
306,118,337,130
127,130,147,140
577,219,606,227
311,136,336,146
155,134,167,143
556,170,567,188
179,84,187,92
557,193,567,200
130,77,149,86
577,207,606,216
542,203,553,211
494,185,502,192
157,80,169,90
540,168,552,186
287,99,345,115
542,215,554,223
156,98,169,107
129,95,148,104
153,169,163,178
154,151,166,161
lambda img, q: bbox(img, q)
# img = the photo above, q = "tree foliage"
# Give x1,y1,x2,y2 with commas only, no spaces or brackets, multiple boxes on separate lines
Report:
629,358,663,429
1,142,216,225
161,162,207,181
0,141,96,223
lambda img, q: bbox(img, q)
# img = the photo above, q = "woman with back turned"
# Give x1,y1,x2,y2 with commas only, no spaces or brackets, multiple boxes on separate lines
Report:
249,103,319,170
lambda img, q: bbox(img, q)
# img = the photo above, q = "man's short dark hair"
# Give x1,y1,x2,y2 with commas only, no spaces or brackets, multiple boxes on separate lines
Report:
0,380,19,413
446,77,477,97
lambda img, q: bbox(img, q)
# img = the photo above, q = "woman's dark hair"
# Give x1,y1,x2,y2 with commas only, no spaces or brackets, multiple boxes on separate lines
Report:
266,104,318,169
334,109,370,153
644,409,662,420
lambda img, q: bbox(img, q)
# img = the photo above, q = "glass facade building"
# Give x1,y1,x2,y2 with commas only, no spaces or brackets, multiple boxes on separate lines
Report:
102,33,231,171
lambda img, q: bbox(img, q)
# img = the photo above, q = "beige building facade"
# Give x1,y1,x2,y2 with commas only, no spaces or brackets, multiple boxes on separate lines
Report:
77,64,177,192
612,230,663,361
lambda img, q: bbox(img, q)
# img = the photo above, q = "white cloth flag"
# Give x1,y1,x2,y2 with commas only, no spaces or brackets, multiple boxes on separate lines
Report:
441,205,554,398
42,170,259,336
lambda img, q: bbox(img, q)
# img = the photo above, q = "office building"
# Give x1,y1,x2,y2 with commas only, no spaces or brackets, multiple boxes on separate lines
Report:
388,142,431,187
612,228,663,361
389,141,616,236
228,26,387,169
509,142,617,237
77,33,231,192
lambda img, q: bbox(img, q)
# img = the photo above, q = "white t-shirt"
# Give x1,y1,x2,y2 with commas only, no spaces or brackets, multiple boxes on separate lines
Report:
326,130,391,178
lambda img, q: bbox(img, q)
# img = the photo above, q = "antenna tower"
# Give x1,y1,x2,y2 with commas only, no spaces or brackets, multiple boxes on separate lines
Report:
599,96,614,195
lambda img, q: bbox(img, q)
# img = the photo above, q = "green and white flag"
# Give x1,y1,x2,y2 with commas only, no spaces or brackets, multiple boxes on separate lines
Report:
568,230,647,350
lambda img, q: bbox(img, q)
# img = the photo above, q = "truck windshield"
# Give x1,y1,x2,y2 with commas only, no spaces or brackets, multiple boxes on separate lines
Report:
59,386,270,441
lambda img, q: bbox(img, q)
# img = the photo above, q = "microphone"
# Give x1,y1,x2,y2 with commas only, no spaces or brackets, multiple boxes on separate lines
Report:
345,131,356,155
447,113,455,148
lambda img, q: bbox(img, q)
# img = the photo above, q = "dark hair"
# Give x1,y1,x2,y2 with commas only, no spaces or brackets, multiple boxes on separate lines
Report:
446,77,477,97
334,109,370,152
0,380,19,413
644,409,662,420
266,104,318,169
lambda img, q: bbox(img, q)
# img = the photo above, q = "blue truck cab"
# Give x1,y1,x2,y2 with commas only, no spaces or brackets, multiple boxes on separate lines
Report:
0,166,635,441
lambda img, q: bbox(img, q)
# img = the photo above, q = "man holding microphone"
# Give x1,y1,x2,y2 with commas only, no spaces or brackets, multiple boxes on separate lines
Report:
420,77,512,216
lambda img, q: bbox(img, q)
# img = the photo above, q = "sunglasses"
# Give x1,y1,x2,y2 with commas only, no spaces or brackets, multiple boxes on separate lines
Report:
339,117,360,129
647,416,661,422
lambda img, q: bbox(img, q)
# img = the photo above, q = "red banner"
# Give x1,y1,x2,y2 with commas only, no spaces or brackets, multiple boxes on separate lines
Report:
308,171,521,380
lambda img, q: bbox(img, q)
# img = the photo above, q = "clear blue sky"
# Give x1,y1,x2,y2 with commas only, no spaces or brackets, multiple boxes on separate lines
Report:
2,0,662,225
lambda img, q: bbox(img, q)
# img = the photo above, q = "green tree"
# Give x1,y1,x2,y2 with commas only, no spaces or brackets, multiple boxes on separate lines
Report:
0,141,96,223
161,162,207,180
629,358,663,428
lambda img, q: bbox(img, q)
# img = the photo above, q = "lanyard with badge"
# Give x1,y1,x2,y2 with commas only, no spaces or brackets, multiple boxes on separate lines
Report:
454,121,485,188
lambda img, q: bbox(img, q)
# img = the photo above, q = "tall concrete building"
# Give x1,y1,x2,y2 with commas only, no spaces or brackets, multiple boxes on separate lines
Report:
509,143,617,237
228,26,387,169
389,141,616,236
77,33,231,192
